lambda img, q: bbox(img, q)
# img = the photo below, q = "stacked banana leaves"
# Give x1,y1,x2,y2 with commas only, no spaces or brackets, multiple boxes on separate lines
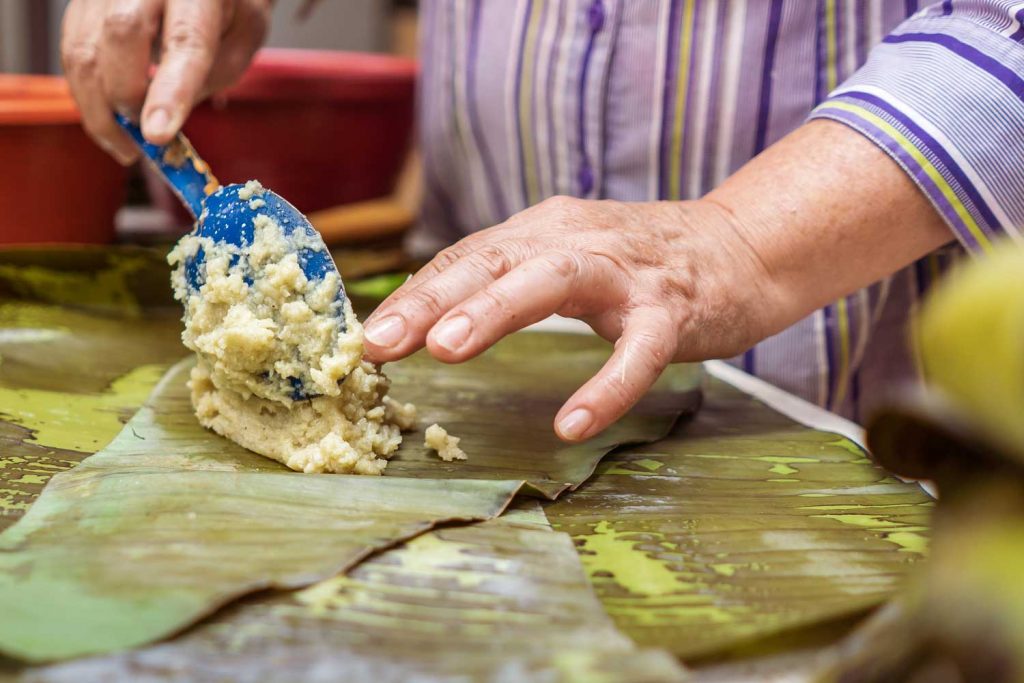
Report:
0,247,937,681
10,502,689,683
0,248,695,673
546,376,932,662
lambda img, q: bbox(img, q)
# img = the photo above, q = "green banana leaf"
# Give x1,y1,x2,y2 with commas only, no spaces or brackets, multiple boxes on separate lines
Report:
145,339,700,499
0,247,176,311
0,248,185,529
813,477,1024,683
1,350,678,664
545,376,933,660
8,503,690,682
0,359,521,663
385,333,702,498
3,244,934,673
0,246,699,663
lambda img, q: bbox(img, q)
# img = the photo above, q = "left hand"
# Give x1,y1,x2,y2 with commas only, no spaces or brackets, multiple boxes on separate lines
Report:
362,196,779,442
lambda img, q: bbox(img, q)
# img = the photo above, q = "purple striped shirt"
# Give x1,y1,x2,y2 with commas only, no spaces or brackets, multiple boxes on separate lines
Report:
412,0,1024,421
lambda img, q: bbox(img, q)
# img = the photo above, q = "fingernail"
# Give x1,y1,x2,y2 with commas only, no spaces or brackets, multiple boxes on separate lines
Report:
432,315,472,353
364,315,406,348
558,408,594,441
144,107,172,138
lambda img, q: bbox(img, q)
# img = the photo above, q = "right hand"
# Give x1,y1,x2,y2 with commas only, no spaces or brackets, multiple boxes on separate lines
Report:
61,0,273,164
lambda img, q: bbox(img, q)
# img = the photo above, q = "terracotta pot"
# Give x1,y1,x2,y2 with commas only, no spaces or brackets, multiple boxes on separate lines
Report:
0,75,126,245
168,49,417,217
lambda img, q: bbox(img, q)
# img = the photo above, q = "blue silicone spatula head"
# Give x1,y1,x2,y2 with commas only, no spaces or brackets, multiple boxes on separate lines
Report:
116,114,346,399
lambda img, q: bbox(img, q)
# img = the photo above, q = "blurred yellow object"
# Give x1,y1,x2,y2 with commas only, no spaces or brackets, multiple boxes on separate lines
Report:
915,243,1024,461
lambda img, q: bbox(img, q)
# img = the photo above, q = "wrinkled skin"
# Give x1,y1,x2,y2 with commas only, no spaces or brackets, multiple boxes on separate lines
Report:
61,0,272,164
362,196,773,442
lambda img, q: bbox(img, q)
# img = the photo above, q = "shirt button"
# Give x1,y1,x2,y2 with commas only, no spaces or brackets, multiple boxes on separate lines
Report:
578,165,594,195
588,0,605,32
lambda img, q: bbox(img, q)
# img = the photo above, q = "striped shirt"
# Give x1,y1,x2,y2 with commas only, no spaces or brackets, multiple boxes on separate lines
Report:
412,0,1024,421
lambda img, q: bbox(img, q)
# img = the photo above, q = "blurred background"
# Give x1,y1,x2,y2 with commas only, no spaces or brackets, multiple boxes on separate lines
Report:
0,0,418,73
0,0,420,256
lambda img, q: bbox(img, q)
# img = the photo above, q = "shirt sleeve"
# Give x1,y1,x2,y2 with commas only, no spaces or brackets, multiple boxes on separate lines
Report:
809,2,1024,253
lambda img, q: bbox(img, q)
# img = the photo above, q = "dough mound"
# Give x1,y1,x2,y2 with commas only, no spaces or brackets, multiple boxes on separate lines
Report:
169,180,413,474
424,424,467,462
190,361,408,475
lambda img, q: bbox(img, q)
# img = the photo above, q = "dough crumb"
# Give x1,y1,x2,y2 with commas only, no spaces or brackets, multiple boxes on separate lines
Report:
237,179,265,200
424,424,467,462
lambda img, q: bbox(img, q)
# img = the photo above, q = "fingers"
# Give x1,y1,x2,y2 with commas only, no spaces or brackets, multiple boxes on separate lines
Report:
142,0,225,143
424,250,627,363
62,0,264,159
554,307,676,442
61,0,140,164
369,197,578,327
97,0,161,114
362,240,529,363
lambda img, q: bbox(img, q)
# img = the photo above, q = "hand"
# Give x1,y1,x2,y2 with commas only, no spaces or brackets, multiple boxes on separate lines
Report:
364,121,955,443
363,197,777,442
61,0,272,164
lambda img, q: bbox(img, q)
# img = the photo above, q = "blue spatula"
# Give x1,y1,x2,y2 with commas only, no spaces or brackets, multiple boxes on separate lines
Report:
116,114,347,399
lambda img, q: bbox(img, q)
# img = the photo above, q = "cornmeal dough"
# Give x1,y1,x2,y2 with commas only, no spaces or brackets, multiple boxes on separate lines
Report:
168,180,416,474
424,424,467,462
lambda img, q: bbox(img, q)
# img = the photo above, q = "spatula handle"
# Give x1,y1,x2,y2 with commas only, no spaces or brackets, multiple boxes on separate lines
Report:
115,113,219,219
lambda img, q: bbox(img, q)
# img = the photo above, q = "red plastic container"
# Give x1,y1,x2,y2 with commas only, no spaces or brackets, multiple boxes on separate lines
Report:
0,76,127,245
180,49,417,214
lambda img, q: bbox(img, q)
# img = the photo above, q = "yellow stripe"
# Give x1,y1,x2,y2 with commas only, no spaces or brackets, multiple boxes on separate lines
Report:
823,101,993,252
929,252,941,284
669,0,696,200
832,297,851,409
825,0,838,91
518,0,545,205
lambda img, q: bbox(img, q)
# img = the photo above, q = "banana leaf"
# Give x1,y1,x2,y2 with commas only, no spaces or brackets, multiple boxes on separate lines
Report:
813,477,1024,683
0,246,700,663
0,247,176,312
0,359,521,663
8,503,690,683
0,248,185,530
545,376,933,660
385,333,702,498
